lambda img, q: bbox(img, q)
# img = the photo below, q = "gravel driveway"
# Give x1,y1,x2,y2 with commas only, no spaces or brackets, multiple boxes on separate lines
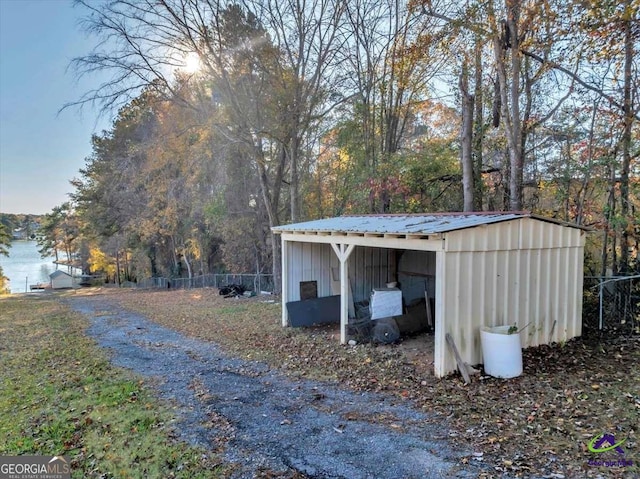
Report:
68,295,485,478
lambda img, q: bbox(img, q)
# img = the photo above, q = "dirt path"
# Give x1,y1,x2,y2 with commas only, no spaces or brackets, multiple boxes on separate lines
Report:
68,295,486,478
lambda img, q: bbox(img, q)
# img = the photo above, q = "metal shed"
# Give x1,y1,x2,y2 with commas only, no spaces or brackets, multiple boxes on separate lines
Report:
272,212,587,377
50,270,74,289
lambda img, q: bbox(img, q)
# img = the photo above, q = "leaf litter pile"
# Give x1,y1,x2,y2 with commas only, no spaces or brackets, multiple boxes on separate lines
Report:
99,288,638,478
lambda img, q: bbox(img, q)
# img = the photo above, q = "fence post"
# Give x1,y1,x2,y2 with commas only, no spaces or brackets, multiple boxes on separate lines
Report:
599,279,604,330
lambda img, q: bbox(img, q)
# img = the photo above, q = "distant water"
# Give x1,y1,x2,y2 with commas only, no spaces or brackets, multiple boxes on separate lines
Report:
0,241,56,293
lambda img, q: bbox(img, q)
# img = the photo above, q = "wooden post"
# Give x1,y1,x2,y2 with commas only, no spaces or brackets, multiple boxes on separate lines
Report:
281,237,288,327
340,247,349,344
434,250,446,377
446,333,471,384
425,290,433,329
331,243,355,344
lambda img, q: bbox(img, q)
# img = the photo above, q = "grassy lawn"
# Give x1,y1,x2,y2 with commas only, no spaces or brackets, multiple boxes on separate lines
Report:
111,287,639,479
2,288,637,478
0,294,225,478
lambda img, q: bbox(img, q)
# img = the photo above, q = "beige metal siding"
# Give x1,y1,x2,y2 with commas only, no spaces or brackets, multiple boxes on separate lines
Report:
444,220,521,252
436,220,585,376
444,218,585,252
519,217,584,249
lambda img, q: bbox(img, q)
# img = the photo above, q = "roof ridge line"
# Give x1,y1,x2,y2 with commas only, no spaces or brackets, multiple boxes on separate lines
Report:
342,211,530,218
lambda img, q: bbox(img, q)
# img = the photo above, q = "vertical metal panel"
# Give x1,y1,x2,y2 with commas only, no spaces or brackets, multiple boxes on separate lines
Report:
520,217,541,249
519,217,584,249
446,218,585,252
433,251,447,377
445,220,521,251
348,246,390,303
398,250,436,275
286,241,332,302
438,243,585,376
550,248,563,337
397,250,436,303
572,244,584,338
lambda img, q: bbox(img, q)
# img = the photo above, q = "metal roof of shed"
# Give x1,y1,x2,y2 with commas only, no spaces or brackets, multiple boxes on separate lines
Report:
49,270,72,278
273,211,583,236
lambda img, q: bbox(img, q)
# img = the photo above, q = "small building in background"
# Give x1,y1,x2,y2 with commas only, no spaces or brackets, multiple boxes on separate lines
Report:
12,228,27,240
50,270,74,289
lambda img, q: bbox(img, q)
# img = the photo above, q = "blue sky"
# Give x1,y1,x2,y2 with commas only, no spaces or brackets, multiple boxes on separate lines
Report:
0,0,109,215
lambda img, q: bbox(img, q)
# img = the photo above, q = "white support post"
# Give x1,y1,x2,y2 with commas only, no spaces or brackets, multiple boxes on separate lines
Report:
330,243,355,344
281,237,289,327
434,250,446,377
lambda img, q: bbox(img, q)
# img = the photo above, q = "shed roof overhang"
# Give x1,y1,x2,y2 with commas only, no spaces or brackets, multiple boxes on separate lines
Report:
272,212,587,250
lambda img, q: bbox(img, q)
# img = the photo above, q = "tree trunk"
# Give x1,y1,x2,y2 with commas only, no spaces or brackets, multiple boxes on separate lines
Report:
115,248,121,286
619,0,633,273
122,249,130,282
508,5,522,211
271,232,281,295
183,249,192,279
149,244,158,277
254,142,282,294
605,163,618,274
289,136,300,222
521,56,534,209
492,0,523,211
576,100,599,226
473,36,484,211
460,59,475,212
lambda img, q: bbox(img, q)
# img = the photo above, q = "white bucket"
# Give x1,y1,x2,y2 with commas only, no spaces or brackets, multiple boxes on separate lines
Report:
480,325,523,378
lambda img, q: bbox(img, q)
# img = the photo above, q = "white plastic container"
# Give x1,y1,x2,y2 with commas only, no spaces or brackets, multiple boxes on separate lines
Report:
480,325,523,378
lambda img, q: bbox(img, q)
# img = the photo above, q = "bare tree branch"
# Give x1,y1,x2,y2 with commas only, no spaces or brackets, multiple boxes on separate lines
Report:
521,48,640,122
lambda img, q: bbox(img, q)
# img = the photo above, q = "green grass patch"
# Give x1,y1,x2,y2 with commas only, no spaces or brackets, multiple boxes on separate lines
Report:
0,295,225,478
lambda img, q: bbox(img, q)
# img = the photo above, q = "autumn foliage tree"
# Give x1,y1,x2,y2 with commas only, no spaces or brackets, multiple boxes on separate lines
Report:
51,0,638,286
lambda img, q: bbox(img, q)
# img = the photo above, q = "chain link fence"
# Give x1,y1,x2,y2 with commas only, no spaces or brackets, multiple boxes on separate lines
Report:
131,273,274,293
583,275,640,336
